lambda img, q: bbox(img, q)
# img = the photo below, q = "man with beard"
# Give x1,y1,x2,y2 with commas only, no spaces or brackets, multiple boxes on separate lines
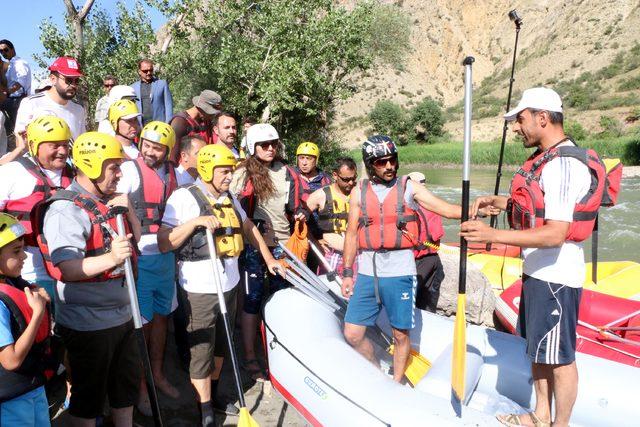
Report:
305,157,357,276
108,99,142,159
0,116,74,301
213,113,239,158
340,135,467,383
37,132,141,426
132,59,173,126
116,121,180,411
14,57,86,144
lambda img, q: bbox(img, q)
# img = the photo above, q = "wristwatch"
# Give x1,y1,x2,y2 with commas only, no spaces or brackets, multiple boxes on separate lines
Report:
342,267,354,278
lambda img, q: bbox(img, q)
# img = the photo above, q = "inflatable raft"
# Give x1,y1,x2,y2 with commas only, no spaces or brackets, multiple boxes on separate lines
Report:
263,288,639,426
495,280,640,367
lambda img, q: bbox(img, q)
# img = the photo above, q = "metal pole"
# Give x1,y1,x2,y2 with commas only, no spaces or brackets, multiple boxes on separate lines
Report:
116,214,163,427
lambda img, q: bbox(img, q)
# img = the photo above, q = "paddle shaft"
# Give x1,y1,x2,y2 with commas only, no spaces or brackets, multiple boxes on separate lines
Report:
591,215,599,285
488,12,522,244
459,56,474,294
205,229,247,408
116,214,164,427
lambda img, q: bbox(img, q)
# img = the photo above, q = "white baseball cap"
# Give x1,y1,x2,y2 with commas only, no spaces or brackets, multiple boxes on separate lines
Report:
246,123,279,155
504,87,563,121
108,85,137,103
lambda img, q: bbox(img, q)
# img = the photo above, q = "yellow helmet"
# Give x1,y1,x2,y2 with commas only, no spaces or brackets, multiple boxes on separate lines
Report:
197,144,237,182
296,141,320,159
72,132,125,179
140,121,176,151
0,213,26,249
26,115,72,157
108,99,141,130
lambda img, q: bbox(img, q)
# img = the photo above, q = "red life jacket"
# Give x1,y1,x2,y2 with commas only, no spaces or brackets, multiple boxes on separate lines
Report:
508,143,606,242
298,171,331,203
357,176,420,251
130,157,177,234
32,189,137,282
0,277,53,402
170,112,212,143
413,205,445,258
3,157,74,246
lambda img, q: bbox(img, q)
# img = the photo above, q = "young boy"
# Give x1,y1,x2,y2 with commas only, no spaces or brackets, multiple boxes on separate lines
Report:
0,212,51,426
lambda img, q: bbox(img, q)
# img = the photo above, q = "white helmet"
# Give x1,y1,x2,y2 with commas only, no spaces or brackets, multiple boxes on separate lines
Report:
246,123,279,155
108,85,137,103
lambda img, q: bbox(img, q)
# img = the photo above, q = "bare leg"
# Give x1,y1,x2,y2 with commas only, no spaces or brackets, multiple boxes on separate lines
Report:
111,406,134,427
532,363,553,423
211,356,224,381
391,328,410,383
344,323,375,363
192,377,212,403
240,311,264,379
551,362,578,427
150,314,179,398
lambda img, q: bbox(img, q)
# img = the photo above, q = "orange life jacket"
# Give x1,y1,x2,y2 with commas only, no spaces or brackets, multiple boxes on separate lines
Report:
3,157,74,246
357,176,419,251
508,143,606,242
130,157,177,234
0,277,53,402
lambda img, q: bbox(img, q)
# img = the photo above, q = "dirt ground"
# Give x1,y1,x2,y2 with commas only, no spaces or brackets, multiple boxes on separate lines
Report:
50,319,308,427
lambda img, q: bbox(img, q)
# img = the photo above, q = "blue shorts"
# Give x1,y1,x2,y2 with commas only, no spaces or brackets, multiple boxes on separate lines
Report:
517,275,582,365
0,386,50,426
137,252,176,321
345,274,416,330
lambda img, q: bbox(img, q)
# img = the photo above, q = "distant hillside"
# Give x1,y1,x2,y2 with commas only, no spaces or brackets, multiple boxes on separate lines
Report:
333,0,640,147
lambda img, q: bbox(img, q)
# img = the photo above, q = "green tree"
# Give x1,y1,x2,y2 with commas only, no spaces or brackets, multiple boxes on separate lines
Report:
564,120,589,142
409,97,444,143
368,100,408,145
36,1,159,128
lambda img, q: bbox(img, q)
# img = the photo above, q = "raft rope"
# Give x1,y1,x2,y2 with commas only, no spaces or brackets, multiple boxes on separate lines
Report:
261,318,392,427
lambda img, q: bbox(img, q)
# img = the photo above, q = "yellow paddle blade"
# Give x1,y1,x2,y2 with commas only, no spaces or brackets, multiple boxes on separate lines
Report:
239,407,260,427
388,345,432,386
452,293,467,401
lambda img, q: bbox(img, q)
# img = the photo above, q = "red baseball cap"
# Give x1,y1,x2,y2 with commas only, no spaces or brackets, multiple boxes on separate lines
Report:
48,56,84,77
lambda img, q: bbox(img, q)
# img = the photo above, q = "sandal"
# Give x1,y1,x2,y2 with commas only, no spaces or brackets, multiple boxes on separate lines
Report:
497,412,551,427
241,359,267,381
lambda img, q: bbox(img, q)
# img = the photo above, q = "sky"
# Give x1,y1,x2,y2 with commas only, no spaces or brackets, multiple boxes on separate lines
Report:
2,0,166,79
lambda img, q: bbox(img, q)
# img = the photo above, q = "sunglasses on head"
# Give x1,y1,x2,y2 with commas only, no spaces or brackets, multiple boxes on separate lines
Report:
372,156,397,168
337,174,357,183
258,141,278,149
56,74,80,86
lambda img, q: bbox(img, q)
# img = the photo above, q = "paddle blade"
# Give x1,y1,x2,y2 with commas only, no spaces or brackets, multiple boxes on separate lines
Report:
239,407,260,427
452,293,467,401
388,345,432,386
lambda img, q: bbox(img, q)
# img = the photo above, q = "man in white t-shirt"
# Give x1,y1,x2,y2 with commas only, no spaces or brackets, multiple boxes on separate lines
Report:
107,99,141,159
0,116,75,304
461,88,604,427
14,57,86,145
158,144,279,426
175,135,207,186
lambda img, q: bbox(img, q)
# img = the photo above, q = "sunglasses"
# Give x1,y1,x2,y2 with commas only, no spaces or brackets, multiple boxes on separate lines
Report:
139,69,153,74
104,83,115,88
337,175,357,183
0,48,9,54
372,156,398,168
56,74,80,86
257,141,278,149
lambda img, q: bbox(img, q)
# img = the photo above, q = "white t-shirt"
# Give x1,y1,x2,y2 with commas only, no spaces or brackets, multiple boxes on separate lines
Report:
162,179,247,294
15,92,86,139
122,144,140,160
175,164,195,186
116,160,174,255
97,119,115,136
522,143,593,287
0,158,64,282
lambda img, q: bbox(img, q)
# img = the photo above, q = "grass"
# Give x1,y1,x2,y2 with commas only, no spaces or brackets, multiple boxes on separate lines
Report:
349,135,640,166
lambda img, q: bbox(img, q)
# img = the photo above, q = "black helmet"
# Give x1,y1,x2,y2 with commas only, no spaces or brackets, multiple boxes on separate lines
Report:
362,135,398,164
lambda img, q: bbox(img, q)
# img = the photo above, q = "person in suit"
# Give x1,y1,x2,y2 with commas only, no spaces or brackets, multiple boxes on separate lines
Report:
131,59,173,125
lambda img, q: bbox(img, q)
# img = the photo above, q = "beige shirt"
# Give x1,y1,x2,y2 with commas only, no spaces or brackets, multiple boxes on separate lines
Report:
230,161,291,247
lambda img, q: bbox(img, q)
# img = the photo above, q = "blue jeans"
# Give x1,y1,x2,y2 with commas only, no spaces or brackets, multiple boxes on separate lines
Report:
240,245,288,315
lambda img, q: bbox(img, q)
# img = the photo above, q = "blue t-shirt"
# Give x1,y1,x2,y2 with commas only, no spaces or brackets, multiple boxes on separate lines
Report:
0,301,15,348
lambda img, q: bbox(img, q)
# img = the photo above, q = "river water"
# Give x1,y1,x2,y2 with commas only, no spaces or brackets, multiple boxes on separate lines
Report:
398,166,640,263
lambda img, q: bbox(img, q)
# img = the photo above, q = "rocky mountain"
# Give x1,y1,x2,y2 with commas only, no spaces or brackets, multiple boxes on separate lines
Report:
334,0,640,146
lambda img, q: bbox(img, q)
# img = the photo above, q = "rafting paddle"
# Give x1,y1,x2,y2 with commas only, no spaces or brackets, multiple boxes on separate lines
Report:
452,56,474,403
116,213,164,427
205,228,259,427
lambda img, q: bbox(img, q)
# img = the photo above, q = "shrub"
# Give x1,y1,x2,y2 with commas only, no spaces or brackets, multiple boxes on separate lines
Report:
598,116,623,138
368,99,409,144
565,120,589,142
408,97,445,144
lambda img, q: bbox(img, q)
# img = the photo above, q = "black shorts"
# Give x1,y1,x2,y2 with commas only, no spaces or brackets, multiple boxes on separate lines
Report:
517,275,582,365
415,254,444,312
56,321,141,419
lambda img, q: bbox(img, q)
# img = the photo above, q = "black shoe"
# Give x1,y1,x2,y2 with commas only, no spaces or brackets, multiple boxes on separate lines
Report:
213,398,240,416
